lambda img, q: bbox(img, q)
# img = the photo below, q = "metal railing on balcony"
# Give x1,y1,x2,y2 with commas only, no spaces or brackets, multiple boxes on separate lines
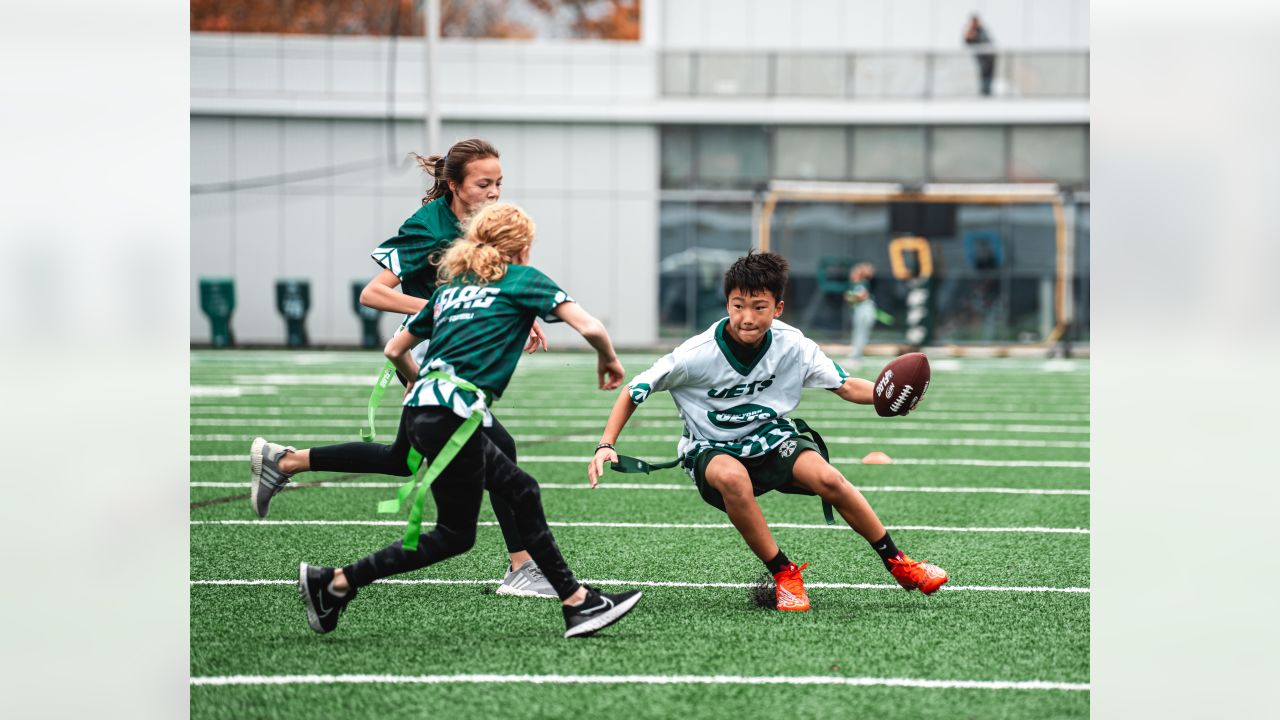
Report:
661,50,1089,100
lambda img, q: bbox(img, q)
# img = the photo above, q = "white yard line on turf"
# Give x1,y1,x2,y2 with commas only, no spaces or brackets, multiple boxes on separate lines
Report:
189,453,1089,468
187,405,1090,422
189,417,1090,435
190,577,1090,594
190,433,1089,449
215,372,1087,387
188,672,1089,692
191,519,1089,534
190,386,279,397
189,481,1088,495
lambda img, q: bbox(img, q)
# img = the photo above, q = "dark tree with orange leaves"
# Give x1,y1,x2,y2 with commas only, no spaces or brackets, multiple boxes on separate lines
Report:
191,0,640,40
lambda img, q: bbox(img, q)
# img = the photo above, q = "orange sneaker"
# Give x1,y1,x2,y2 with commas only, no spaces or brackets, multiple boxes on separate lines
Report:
888,554,949,595
773,562,811,611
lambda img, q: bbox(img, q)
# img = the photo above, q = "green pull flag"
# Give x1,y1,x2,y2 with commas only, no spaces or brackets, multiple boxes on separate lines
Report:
376,371,485,551
360,360,398,442
610,417,835,525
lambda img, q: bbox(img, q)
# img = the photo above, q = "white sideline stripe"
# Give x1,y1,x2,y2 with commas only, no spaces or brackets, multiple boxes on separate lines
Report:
190,433,1089,449
190,578,1090,594
190,481,1087,495
191,519,1089,534
189,453,1090,468
188,417,1090,435
188,672,1089,692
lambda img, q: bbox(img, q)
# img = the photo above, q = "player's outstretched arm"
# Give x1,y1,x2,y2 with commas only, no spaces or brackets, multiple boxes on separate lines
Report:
383,328,424,388
832,377,875,405
588,389,639,488
551,301,625,390
360,269,428,315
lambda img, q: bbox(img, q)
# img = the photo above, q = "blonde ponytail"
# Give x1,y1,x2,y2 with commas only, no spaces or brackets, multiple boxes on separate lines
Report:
436,203,535,286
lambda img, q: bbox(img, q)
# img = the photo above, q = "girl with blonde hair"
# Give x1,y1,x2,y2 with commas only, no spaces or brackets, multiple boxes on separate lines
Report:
251,139,564,599
298,203,644,639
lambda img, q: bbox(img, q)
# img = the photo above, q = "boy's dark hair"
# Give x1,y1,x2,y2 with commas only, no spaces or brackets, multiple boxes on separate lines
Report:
723,250,789,302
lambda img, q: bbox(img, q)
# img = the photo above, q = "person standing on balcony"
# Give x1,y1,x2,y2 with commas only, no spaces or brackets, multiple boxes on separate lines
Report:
964,14,996,97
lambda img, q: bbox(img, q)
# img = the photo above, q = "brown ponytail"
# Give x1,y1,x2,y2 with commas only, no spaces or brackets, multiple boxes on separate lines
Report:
412,138,500,206
436,203,535,286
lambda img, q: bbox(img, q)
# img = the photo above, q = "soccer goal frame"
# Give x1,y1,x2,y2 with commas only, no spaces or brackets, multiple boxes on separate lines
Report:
754,180,1078,348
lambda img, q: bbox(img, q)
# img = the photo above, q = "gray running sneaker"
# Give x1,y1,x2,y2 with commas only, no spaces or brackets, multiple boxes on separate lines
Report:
496,559,558,598
250,437,295,518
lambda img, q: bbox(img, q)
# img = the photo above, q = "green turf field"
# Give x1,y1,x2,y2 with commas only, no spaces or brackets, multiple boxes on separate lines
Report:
190,349,1089,719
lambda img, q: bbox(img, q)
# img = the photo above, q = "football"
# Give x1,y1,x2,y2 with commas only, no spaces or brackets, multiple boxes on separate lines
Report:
873,353,931,417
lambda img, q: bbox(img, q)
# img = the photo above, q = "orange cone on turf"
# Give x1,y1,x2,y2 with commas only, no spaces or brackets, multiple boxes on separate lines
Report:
862,451,893,464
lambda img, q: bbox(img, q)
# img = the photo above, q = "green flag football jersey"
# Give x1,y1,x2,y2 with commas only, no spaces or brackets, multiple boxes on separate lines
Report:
370,198,461,301
628,318,848,461
402,265,572,424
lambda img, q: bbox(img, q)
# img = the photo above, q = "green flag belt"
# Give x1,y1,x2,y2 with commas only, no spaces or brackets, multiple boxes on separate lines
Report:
875,309,895,325
376,371,485,551
609,417,836,525
359,360,398,442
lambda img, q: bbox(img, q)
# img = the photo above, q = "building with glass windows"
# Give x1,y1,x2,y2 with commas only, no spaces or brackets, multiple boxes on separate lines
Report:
191,0,1088,348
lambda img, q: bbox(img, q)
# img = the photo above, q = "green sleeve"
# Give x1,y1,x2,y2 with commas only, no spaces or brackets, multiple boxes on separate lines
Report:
513,267,573,323
370,203,457,283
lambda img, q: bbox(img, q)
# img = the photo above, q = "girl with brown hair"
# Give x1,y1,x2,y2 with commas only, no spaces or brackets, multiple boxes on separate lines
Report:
250,139,559,598
299,203,643,639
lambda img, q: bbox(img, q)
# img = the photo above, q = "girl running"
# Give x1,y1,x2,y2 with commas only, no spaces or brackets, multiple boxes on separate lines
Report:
298,202,643,638
251,139,558,597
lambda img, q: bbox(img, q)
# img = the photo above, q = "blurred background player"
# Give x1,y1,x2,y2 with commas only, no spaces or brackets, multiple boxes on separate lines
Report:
964,13,997,97
844,261,877,368
588,251,948,612
250,138,560,598
299,202,643,638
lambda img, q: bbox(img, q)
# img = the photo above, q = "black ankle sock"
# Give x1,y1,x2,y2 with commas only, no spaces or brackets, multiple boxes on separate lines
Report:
870,532,902,570
765,549,792,575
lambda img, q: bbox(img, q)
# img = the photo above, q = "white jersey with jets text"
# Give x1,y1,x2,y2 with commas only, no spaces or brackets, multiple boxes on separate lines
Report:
628,318,847,462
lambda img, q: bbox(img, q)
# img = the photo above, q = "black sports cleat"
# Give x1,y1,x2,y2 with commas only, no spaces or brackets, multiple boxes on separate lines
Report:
298,562,357,634
562,585,642,638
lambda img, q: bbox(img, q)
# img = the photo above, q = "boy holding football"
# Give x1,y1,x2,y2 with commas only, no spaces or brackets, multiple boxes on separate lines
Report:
587,251,948,611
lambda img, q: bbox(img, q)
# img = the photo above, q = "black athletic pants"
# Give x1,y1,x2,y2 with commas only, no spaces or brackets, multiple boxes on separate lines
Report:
341,407,581,600
309,409,526,554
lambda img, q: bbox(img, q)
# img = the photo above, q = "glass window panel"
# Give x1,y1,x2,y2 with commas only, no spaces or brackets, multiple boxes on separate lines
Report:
850,54,927,98
696,53,769,96
930,126,1006,181
1009,126,1088,184
661,126,694,188
929,52,982,97
1006,52,1089,97
658,202,754,336
1074,202,1090,341
695,126,769,188
661,52,693,96
852,126,926,182
774,127,847,181
775,54,846,97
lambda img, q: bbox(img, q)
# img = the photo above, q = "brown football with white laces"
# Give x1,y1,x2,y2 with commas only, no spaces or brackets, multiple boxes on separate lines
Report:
873,353,931,417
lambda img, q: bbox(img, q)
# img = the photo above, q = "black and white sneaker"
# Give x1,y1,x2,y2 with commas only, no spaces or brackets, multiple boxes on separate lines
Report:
562,585,642,639
250,437,294,518
298,562,357,634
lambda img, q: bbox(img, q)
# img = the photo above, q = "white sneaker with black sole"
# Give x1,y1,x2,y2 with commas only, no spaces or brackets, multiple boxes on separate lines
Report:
496,559,558,598
250,437,294,518
562,585,643,638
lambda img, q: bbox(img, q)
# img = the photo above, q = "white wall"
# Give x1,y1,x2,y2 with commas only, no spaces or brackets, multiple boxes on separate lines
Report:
659,0,1089,50
191,117,658,348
